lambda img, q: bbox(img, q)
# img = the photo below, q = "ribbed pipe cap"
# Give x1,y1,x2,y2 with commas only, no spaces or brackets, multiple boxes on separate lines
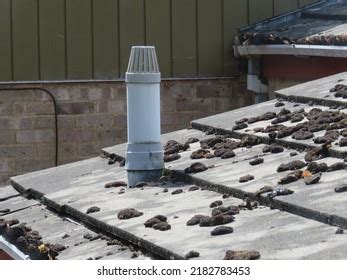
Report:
125,46,161,83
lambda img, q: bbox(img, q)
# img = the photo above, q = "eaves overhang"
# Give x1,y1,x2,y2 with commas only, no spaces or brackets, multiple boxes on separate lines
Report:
234,44,347,58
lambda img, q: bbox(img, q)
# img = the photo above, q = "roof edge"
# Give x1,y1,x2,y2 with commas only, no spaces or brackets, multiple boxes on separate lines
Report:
0,236,29,260
234,44,347,58
238,0,335,34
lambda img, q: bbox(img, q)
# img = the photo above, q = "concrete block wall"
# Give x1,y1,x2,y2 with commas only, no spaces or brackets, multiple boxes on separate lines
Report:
0,90,56,183
268,78,308,100
0,78,253,185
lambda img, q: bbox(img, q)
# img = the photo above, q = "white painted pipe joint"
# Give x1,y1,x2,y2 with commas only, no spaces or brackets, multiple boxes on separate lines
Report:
125,46,164,187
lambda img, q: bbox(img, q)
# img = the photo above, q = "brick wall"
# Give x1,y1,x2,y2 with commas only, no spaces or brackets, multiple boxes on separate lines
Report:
0,78,253,185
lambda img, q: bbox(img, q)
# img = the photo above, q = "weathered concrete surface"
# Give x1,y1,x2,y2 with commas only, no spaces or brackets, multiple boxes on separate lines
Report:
1,204,146,260
9,164,347,260
8,125,347,259
164,140,347,226
62,183,347,260
102,128,210,159
10,157,115,195
9,162,186,259
276,72,347,107
6,74,347,259
9,130,347,259
192,100,347,157
0,185,20,201
0,195,39,216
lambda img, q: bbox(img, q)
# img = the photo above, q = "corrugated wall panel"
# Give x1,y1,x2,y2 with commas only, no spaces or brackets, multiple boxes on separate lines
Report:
299,0,319,7
12,0,39,80
93,0,119,79
249,0,274,24
172,0,197,77
0,0,315,81
0,0,12,81
223,0,248,76
274,0,299,15
66,0,93,79
39,0,66,80
145,0,171,77
197,0,223,77
119,0,145,77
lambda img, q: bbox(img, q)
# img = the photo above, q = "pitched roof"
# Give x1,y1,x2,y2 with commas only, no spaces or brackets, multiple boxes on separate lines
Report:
237,1,347,47
1,72,347,260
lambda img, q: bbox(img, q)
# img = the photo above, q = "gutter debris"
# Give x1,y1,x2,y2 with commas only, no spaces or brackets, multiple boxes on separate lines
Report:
235,2,347,57
0,218,66,260
238,33,347,47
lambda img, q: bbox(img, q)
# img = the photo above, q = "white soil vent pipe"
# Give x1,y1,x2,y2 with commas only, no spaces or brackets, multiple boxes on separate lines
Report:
125,46,164,187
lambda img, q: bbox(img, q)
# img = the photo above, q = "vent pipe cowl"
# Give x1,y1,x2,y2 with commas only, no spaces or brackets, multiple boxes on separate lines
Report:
125,46,164,187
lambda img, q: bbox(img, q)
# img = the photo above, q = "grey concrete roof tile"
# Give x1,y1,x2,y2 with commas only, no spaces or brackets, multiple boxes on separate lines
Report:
0,196,39,216
3,73,347,259
0,185,20,201
1,204,145,260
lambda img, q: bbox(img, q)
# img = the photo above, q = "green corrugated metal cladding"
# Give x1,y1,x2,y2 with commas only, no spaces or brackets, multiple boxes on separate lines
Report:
0,0,318,81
